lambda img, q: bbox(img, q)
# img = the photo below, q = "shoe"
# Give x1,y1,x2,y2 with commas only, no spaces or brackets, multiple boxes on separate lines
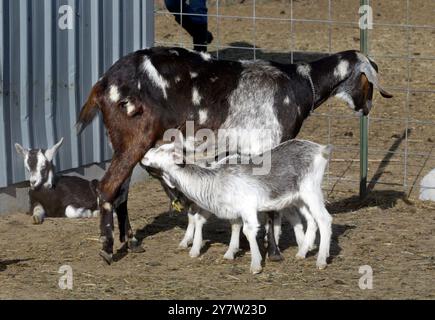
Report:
193,29,213,52
180,20,213,52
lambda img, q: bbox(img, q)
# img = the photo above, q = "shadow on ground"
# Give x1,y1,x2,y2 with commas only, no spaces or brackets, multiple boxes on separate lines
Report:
328,189,410,215
0,258,32,272
209,41,329,63
131,205,357,264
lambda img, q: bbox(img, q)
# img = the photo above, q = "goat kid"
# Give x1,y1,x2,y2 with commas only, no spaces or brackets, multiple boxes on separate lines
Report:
146,151,303,260
15,138,99,224
142,139,333,273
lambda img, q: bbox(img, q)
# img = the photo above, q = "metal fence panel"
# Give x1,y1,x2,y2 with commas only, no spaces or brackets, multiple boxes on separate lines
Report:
0,0,155,188
153,0,435,199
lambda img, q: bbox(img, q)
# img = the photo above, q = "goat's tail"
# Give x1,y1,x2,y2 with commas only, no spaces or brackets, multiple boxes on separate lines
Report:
321,144,333,159
76,83,102,134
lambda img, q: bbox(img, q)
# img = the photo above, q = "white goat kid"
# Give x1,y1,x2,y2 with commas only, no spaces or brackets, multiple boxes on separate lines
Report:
177,154,250,260
169,154,306,261
142,139,333,273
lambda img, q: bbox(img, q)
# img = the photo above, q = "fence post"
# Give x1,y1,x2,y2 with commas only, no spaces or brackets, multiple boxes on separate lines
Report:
359,0,369,199
143,0,155,47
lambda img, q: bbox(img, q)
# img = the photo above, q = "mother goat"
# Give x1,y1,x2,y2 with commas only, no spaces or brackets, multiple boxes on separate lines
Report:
77,47,392,264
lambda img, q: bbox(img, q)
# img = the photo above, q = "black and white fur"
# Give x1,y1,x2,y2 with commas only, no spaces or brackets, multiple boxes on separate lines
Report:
77,46,392,263
15,138,99,224
142,139,333,274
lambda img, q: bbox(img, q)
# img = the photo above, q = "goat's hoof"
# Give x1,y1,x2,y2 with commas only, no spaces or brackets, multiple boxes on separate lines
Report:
99,250,113,265
317,263,328,270
316,259,328,270
129,245,145,253
295,252,306,260
268,253,284,262
189,250,200,258
32,215,43,225
127,238,145,253
223,252,235,260
178,241,190,249
250,266,263,274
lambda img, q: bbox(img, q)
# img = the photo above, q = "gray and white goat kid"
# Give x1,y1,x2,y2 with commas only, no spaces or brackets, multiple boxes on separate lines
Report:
15,138,99,224
142,139,333,273
165,153,306,262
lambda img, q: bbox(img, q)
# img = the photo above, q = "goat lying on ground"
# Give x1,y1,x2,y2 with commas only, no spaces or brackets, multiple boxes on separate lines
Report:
15,138,99,224
142,139,333,273
77,46,392,264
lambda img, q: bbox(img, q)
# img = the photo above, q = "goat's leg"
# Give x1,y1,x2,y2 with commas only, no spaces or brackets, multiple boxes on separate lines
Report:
242,214,263,274
283,206,305,250
267,211,284,262
223,219,242,260
295,205,318,260
179,210,195,248
189,211,210,257
115,198,144,253
316,207,332,270
304,195,332,270
116,200,127,243
114,176,130,243
99,201,115,264
273,212,282,245
256,223,267,261
98,147,149,264
113,177,143,253
31,203,46,225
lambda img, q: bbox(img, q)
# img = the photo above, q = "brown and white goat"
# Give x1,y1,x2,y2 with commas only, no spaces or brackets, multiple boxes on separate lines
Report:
15,138,99,224
77,47,392,264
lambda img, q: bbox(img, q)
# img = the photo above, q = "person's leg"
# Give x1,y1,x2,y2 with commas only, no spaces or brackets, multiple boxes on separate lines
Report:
188,0,213,51
164,0,186,24
164,0,213,51
188,0,208,24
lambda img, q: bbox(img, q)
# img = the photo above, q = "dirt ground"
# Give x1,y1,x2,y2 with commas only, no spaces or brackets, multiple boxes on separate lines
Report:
0,179,434,299
1,0,434,299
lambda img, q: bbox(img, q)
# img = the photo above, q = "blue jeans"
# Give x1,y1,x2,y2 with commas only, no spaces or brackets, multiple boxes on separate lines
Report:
165,0,208,25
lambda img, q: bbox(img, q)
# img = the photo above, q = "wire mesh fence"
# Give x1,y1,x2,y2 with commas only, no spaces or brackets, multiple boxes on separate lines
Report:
153,0,435,200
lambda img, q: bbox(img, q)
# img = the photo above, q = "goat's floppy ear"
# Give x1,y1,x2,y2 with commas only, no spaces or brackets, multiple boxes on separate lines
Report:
15,143,28,158
361,63,393,98
162,173,176,189
45,137,64,161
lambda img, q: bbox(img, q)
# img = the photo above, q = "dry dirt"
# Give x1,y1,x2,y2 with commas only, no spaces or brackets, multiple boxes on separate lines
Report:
1,179,434,299
1,0,434,299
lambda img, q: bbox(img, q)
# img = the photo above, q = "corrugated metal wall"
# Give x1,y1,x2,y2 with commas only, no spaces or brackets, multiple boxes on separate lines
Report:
0,0,155,188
